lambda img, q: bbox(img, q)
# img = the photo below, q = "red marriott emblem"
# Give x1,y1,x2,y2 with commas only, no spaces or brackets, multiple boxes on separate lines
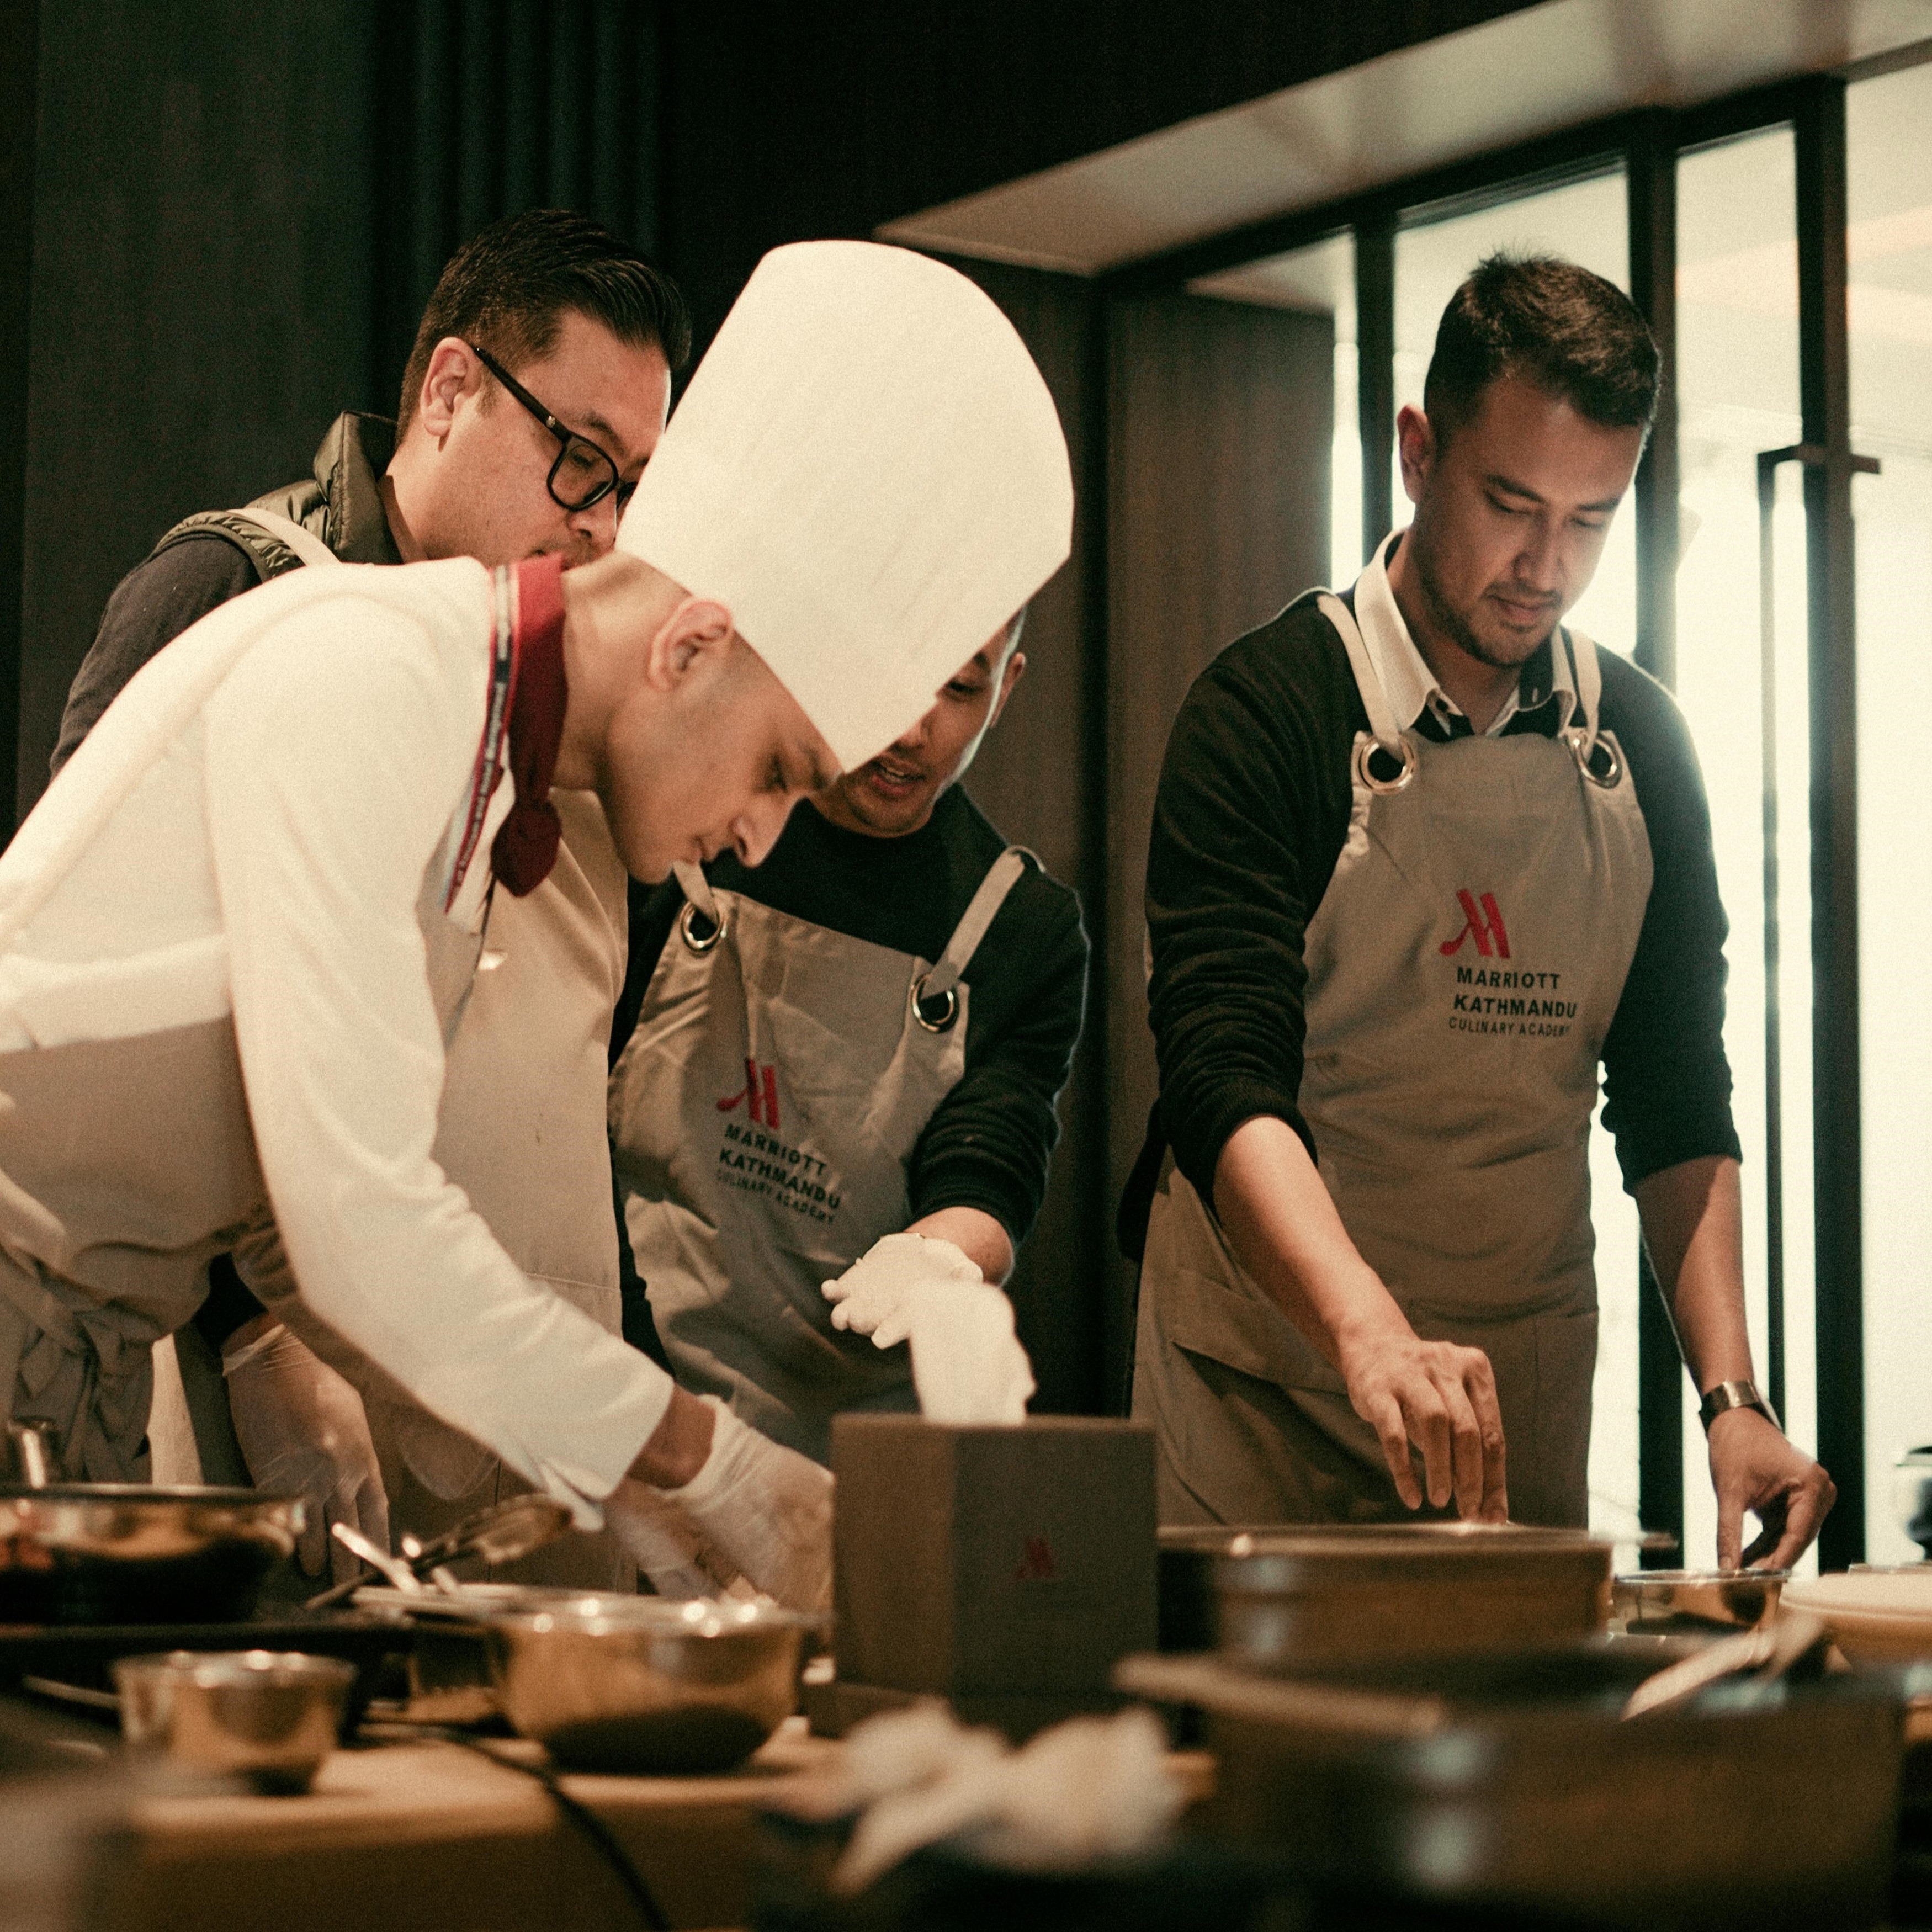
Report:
718,1059,781,1128
1439,889,1511,959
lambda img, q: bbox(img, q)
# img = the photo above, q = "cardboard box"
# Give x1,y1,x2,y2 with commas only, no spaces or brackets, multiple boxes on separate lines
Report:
831,1415,1157,1706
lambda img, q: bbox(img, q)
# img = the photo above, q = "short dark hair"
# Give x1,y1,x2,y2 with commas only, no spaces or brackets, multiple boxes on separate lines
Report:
397,209,691,432
1423,250,1659,443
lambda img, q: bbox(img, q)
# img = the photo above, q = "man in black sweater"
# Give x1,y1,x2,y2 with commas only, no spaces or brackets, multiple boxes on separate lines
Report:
610,615,1087,1463
1127,253,1832,1568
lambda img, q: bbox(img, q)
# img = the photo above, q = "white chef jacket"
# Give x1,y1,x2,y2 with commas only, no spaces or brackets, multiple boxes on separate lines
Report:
0,556,670,1515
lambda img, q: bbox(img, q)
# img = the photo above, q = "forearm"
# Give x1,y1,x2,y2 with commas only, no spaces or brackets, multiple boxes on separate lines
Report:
1639,1154,1834,1566
1211,1113,1506,1520
1633,1155,1755,1394
1211,1114,1411,1363
909,1206,1013,1285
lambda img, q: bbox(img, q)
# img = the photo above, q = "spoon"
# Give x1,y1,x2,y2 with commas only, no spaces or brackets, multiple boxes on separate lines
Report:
1622,1610,1829,1719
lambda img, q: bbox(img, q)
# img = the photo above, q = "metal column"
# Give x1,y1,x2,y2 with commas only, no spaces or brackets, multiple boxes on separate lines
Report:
1794,77,1866,1571
1355,216,1396,565
1626,113,1685,1563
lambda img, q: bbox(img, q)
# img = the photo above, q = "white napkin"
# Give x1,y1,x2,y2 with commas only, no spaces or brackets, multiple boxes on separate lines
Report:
831,1703,1183,1892
906,1276,1035,1423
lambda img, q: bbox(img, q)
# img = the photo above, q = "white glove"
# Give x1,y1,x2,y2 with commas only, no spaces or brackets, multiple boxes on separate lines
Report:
603,1479,756,1602
222,1323,390,1583
823,1232,983,1350
615,1397,833,1611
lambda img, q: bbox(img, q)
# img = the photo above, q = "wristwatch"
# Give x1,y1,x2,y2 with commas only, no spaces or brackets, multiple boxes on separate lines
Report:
1699,1379,1780,1434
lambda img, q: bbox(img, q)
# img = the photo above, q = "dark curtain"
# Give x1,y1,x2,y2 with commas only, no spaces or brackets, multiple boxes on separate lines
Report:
368,0,660,419
0,0,36,840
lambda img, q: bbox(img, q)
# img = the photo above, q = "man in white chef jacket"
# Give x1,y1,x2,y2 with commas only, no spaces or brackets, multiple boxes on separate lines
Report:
57,209,687,1587
1128,252,1832,1570
0,240,1073,1607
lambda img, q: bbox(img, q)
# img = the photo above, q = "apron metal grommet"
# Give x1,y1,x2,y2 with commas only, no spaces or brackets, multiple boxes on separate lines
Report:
679,899,726,954
1567,731,1623,789
1354,733,1418,795
909,974,959,1034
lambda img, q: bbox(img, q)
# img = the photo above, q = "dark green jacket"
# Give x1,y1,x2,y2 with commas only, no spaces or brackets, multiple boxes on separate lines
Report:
52,414,401,774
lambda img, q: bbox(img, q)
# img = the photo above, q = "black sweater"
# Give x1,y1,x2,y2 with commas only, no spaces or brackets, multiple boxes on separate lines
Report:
615,785,1089,1249
1123,590,1741,1256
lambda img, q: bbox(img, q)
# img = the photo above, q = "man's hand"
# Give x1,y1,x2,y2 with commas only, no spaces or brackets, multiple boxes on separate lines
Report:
623,1392,832,1610
1708,1407,1834,1569
1336,1321,1509,1521
222,1319,390,1582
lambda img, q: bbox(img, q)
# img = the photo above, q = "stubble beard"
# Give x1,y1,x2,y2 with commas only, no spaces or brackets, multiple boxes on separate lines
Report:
1411,527,1554,673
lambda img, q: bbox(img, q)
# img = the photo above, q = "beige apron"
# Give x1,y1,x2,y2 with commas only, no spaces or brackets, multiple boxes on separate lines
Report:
1134,582,1653,1529
610,848,1028,1464
360,788,633,1589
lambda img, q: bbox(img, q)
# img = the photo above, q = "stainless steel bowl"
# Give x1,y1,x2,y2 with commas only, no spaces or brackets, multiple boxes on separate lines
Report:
1611,1568,1787,1633
114,1649,353,1795
0,1484,302,1624
487,1595,820,1774
1203,1522,1616,1670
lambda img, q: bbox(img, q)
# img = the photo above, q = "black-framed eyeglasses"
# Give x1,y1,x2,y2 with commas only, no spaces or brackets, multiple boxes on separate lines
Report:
467,341,631,514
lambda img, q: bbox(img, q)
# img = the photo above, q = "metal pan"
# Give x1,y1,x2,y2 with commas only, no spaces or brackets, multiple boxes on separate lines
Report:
0,1419,301,1628
1,1419,300,1625
1119,1643,1903,1931
1165,1522,1616,1668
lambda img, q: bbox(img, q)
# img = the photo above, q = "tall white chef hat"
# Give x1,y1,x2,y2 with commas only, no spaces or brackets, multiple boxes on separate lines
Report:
615,240,1073,771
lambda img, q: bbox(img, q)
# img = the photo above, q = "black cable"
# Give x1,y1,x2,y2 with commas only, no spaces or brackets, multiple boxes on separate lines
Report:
399,1724,671,1930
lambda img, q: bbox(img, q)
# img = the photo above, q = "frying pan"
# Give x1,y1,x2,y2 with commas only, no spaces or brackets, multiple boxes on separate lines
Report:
0,1422,301,1624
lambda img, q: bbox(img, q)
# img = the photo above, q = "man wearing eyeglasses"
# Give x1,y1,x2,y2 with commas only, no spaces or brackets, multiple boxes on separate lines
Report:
51,209,683,1588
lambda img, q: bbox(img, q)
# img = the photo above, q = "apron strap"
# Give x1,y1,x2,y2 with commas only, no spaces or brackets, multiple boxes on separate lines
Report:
227,507,341,571
1315,592,1408,755
1564,627,1605,752
673,861,721,926
920,847,1034,1000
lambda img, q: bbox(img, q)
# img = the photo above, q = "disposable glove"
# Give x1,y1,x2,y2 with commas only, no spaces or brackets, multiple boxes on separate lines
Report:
603,1479,755,1601
223,1323,390,1583
621,1396,833,1611
823,1232,983,1350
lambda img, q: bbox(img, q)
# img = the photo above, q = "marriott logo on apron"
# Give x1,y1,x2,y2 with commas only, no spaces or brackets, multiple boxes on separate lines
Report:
714,1059,845,1224
718,1059,781,1129
1439,889,1510,959
1440,889,1578,1039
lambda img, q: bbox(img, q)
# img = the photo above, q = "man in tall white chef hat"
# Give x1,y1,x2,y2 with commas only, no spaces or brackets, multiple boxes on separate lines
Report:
0,240,1073,1607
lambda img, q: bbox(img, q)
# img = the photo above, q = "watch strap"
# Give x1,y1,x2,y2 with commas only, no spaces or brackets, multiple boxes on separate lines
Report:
1699,1378,1779,1433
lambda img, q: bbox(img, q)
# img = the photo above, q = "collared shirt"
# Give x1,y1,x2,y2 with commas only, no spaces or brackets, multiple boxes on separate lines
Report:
1352,532,1577,744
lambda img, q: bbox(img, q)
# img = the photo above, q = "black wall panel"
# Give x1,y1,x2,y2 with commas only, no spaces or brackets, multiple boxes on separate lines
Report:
0,0,37,839
17,0,377,820
368,0,659,413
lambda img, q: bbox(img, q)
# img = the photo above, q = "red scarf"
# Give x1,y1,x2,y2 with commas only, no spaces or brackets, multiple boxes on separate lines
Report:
491,553,569,896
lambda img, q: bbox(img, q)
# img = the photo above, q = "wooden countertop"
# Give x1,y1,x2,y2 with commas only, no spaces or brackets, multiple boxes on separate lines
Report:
103,1721,836,1932
95,1721,1216,1932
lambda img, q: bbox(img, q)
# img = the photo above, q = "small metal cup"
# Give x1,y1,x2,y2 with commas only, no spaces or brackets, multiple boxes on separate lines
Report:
114,1650,353,1795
